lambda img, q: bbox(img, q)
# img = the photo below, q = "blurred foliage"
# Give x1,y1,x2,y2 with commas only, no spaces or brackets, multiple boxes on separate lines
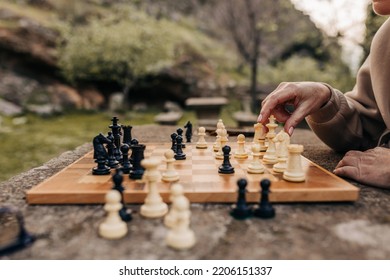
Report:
361,5,388,63
260,55,355,92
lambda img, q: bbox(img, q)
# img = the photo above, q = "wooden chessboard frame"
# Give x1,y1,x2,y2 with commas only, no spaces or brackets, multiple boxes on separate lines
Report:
26,142,359,204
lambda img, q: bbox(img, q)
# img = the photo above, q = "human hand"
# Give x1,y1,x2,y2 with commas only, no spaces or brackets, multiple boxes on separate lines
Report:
334,147,390,188
258,82,331,135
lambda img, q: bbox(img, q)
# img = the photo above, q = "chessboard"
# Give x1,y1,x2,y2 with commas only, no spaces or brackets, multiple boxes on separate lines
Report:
26,142,359,204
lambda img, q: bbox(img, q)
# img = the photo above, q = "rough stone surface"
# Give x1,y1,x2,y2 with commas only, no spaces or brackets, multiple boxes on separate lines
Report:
1,125,390,260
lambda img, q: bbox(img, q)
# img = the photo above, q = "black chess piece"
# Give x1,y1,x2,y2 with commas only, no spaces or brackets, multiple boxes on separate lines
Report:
230,178,252,220
174,135,186,160
106,132,119,168
218,145,235,174
129,138,139,165
170,133,177,153
120,144,132,174
129,144,146,180
184,121,193,143
112,169,132,222
177,128,185,148
253,179,275,219
92,133,111,175
109,116,122,161
122,125,133,146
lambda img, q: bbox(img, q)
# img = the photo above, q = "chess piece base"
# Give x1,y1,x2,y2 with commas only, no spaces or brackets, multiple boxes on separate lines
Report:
162,174,180,182
234,153,248,159
140,203,168,218
253,206,275,219
218,166,235,174
262,155,278,165
230,205,253,220
196,144,208,149
99,221,127,239
247,165,265,174
92,166,110,175
166,230,196,250
273,162,287,173
283,171,305,182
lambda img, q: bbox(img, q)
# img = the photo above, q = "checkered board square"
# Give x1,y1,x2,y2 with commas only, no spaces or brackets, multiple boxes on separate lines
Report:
26,142,359,204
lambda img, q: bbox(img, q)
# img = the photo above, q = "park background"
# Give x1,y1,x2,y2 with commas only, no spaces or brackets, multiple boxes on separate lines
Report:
0,0,386,182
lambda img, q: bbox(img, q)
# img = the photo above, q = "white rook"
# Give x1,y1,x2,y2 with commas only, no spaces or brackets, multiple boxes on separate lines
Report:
283,144,305,182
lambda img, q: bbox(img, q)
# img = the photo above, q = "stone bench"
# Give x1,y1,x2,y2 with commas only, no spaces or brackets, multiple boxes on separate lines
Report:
154,111,183,125
185,97,228,127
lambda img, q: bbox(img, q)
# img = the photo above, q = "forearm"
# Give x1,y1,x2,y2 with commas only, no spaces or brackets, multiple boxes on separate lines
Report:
306,86,376,152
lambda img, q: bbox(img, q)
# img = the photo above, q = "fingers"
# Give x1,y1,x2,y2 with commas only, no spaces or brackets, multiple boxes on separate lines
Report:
334,150,363,181
333,166,359,181
259,85,298,124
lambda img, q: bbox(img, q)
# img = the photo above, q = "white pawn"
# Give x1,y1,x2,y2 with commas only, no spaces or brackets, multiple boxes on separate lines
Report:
215,128,228,159
247,143,265,174
164,183,189,228
273,130,290,173
283,144,306,182
162,150,180,182
196,127,208,149
234,134,248,159
263,115,278,164
213,119,224,152
140,158,168,218
165,196,196,250
99,190,128,239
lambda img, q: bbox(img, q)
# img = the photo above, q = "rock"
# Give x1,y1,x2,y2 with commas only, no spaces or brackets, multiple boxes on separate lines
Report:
0,98,23,116
80,88,105,110
48,84,83,110
109,92,125,112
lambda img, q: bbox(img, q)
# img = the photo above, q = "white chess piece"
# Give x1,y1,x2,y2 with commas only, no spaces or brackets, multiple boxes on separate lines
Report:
215,128,228,159
247,143,265,174
213,119,225,152
263,115,278,164
162,149,180,182
253,122,267,151
196,127,208,149
99,190,128,239
234,134,248,159
140,158,168,218
283,144,306,182
165,196,196,250
272,130,290,173
164,183,189,228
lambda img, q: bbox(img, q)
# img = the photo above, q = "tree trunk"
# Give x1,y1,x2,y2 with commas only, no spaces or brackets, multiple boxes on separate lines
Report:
250,58,258,113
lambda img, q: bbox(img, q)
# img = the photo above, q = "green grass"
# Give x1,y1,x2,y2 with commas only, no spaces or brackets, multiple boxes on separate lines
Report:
0,111,165,183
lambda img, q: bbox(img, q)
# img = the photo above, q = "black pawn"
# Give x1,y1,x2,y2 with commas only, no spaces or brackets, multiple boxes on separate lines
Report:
120,144,132,174
129,144,146,180
112,169,132,222
218,145,235,174
184,121,193,143
253,179,275,219
230,178,252,220
177,128,185,148
170,133,178,153
174,135,186,160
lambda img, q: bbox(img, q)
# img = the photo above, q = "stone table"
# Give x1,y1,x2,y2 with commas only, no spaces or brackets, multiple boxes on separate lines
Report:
1,125,390,260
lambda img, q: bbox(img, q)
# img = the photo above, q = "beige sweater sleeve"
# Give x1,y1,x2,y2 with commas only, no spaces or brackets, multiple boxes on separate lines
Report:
306,18,390,152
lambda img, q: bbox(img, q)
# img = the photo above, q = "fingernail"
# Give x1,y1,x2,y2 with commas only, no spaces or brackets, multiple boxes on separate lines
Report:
257,114,262,122
288,127,294,135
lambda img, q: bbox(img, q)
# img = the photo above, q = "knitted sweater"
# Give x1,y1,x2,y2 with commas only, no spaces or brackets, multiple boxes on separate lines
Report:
306,18,390,152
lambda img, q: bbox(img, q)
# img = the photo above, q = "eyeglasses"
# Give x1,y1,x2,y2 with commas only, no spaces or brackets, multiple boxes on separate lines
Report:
0,207,35,256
